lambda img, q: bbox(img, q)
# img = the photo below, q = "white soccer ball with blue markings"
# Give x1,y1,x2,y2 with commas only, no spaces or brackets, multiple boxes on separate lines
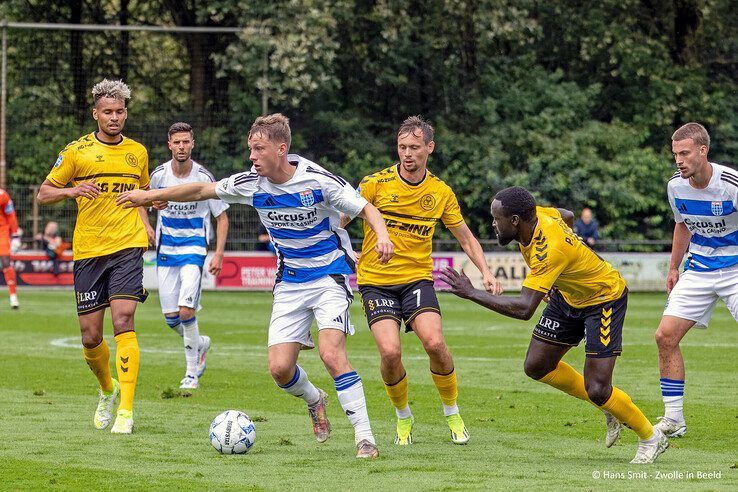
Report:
209,410,256,454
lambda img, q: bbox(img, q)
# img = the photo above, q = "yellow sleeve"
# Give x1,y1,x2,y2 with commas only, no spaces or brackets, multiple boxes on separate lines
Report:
522,246,569,293
139,148,150,189
537,206,562,220
45,145,77,188
441,189,465,228
358,175,376,204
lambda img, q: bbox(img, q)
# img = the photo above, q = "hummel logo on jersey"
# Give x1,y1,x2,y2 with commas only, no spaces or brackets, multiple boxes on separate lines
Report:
345,409,355,416
120,357,129,364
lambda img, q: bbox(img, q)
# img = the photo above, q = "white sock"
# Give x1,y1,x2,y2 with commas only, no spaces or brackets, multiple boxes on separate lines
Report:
278,365,320,405
664,396,684,422
442,403,459,417
335,371,375,445
396,405,412,419
165,314,183,337
182,317,199,377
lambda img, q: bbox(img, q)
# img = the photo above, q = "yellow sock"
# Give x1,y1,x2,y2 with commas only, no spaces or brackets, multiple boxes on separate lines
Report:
431,369,458,407
384,373,409,410
82,339,113,393
600,387,654,440
114,331,140,412
539,361,591,402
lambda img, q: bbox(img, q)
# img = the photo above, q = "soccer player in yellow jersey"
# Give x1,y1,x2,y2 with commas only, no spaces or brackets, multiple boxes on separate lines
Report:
440,186,669,463
36,79,154,434
350,116,501,446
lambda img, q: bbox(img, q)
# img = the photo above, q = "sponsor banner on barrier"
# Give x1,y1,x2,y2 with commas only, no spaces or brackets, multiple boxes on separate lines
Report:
0,251,74,286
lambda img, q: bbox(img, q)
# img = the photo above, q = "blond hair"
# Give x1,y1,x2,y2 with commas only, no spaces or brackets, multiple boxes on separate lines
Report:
91,79,131,105
672,122,710,148
248,113,291,150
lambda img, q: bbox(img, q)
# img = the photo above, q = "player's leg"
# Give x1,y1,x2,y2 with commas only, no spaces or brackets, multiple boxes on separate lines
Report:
74,254,118,429
267,281,327,441
359,284,412,444
158,266,183,336
315,276,377,458
0,254,18,309
178,264,206,388
107,248,148,434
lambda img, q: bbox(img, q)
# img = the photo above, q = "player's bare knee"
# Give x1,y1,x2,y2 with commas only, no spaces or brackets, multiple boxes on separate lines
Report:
179,307,196,321
585,382,612,406
422,337,448,359
655,324,679,350
81,332,103,348
268,361,294,386
379,346,402,368
524,357,552,380
112,313,134,332
319,347,347,374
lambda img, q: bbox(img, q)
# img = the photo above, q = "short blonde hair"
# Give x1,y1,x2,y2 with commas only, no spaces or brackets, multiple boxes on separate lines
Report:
672,122,710,148
91,79,131,105
248,113,291,150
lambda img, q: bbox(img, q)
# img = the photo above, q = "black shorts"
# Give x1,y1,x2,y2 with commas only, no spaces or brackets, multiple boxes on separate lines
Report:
358,279,440,332
73,248,148,315
532,289,628,358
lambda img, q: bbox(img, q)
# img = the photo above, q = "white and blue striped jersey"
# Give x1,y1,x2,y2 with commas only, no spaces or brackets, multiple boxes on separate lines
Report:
150,160,229,267
215,154,367,284
667,163,738,271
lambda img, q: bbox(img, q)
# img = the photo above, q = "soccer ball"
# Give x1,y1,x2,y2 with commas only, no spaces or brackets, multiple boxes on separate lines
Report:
209,410,256,454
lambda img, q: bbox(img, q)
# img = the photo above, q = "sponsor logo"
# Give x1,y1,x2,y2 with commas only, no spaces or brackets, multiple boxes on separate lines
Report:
538,316,560,330
683,217,727,234
377,177,396,183
300,190,315,207
76,290,98,304
384,218,432,237
125,153,139,168
420,194,436,210
267,208,318,225
53,155,63,168
711,201,723,216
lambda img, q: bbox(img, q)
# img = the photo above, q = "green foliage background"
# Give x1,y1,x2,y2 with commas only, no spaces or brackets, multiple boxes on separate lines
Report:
1,0,736,240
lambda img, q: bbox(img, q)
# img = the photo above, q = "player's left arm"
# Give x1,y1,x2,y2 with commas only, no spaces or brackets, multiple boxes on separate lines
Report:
439,267,545,320
137,205,155,246
448,223,502,295
556,208,575,229
209,211,229,276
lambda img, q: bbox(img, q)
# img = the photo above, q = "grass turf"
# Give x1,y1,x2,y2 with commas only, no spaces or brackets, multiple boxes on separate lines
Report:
0,290,735,490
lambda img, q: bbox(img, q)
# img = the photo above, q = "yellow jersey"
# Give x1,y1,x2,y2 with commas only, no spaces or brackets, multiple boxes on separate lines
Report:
46,132,150,260
520,206,626,308
357,164,465,286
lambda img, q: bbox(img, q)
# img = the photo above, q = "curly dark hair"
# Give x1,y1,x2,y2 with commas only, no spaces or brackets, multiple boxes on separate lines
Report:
493,186,537,222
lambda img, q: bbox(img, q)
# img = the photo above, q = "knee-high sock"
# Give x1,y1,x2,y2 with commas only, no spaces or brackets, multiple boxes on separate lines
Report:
3,266,16,295
181,317,199,377
660,378,685,422
600,387,654,440
82,339,113,393
540,361,653,440
335,371,375,444
431,368,460,416
115,331,140,412
278,365,320,405
384,373,412,418
165,314,183,336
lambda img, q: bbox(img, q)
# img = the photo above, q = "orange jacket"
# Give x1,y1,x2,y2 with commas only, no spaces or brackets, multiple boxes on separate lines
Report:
0,188,19,236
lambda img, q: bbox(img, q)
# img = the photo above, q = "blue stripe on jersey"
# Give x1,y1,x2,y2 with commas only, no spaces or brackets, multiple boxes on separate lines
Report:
674,198,735,216
161,216,204,229
160,234,207,248
157,253,207,266
278,235,339,259
280,255,353,283
253,190,324,209
268,217,331,239
686,252,738,271
690,229,738,248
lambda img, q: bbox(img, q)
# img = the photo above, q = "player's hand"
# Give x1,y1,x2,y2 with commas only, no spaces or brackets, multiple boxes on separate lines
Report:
483,273,503,295
374,235,394,264
145,225,156,246
70,180,100,200
116,189,152,208
208,252,224,276
439,267,475,299
152,200,169,210
666,268,680,295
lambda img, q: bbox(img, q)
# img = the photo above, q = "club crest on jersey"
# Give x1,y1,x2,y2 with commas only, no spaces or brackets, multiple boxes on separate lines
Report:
711,201,723,216
300,190,315,207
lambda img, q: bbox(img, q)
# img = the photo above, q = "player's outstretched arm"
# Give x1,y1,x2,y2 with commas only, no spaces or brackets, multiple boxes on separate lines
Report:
557,208,575,229
358,203,394,264
117,182,218,208
439,267,545,320
36,179,100,204
666,221,690,294
449,223,503,295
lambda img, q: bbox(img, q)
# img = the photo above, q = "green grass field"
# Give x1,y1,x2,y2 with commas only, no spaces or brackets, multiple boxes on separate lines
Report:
0,290,735,490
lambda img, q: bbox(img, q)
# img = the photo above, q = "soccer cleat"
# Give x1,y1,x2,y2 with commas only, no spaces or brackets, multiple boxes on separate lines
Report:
654,416,687,437
356,439,379,459
196,335,211,378
630,428,668,464
604,411,623,448
446,413,470,445
9,294,19,309
308,388,331,443
394,416,414,445
93,379,120,430
179,374,199,390
110,409,134,434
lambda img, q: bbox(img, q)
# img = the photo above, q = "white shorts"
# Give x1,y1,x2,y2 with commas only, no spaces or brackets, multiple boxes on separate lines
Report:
663,263,738,327
268,275,354,348
157,264,203,313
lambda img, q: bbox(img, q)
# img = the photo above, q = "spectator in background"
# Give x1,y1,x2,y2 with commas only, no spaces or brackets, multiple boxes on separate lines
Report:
574,207,600,247
0,187,19,308
37,221,69,276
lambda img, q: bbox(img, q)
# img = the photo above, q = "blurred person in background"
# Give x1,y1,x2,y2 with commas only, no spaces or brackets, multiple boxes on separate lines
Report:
573,207,600,247
0,187,20,309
